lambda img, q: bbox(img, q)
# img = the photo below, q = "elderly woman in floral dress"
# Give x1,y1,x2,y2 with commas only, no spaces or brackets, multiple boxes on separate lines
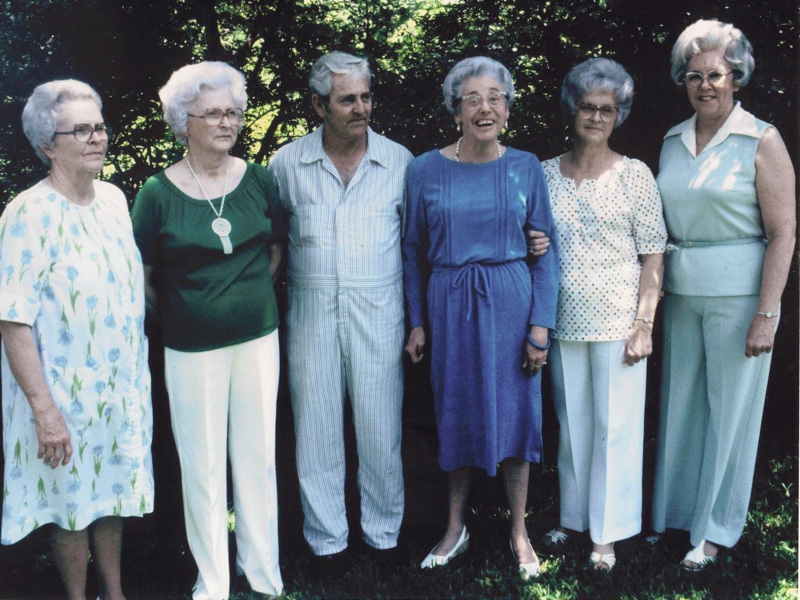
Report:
0,79,153,600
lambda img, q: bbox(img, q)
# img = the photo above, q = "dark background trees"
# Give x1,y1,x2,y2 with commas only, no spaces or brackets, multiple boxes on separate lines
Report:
1,0,795,460
0,1,796,597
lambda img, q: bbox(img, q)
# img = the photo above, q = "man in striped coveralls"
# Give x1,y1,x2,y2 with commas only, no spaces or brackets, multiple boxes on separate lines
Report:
270,51,412,576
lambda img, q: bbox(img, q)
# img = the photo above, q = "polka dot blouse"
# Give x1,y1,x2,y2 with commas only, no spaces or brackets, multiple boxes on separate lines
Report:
543,155,667,341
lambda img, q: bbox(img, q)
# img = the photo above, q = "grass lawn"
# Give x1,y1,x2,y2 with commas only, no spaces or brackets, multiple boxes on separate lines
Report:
0,425,795,599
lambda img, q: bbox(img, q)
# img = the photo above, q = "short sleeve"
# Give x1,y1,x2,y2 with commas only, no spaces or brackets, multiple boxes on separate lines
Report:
130,176,163,266
254,163,287,243
628,160,668,255
0,190,54,324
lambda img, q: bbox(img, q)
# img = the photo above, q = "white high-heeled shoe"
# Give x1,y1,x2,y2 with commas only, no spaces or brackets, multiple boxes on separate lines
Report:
510,538,541,581
420,525,470,568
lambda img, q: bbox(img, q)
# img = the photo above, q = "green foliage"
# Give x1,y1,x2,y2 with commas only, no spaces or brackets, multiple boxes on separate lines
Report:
0,0,795,204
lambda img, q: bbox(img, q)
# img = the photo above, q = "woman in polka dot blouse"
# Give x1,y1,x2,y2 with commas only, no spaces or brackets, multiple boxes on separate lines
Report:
539,58,667,572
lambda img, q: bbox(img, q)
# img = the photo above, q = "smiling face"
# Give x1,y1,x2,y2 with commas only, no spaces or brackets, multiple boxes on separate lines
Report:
185,86,240,153
685,49,739,121
313,74,372,145
572,89,616,146
43,99,107,177
455,76,509,145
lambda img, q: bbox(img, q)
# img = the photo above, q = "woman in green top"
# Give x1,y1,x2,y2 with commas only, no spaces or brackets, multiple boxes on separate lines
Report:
131,61,285,600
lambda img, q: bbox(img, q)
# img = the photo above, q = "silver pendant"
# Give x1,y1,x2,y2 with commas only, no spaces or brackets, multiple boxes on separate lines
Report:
212,217,232,237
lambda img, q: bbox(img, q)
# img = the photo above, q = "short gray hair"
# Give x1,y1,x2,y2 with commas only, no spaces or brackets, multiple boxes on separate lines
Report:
308,52,371,97
670,19,754,88
443,56,515,115
158,61,247,146
560,58,634,128
22,79,102,166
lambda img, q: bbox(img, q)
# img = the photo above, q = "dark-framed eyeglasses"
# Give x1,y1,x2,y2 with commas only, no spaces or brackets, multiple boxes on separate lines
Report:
460,92,508,110
576,102,618,121
53,123,111,142
681,70,733,88
187,108,244,126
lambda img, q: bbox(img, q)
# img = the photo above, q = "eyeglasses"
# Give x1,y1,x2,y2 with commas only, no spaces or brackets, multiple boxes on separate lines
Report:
576,102,618,121
188,108,244,126
460,93,508,110
681,70,733,88
53,123,111,142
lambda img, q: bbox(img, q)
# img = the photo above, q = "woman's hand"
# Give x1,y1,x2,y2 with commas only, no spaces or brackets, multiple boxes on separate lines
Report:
406,326,426,363
33,401,73,468
522,325,549,377
745,314,776,357
525,230,550,257
623,321,653,365
0,320,73,468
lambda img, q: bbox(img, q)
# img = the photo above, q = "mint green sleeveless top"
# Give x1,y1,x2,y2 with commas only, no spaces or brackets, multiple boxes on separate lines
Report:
656,103,771,296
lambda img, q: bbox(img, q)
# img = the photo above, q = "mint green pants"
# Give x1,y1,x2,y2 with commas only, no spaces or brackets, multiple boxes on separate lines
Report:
652,293,775,548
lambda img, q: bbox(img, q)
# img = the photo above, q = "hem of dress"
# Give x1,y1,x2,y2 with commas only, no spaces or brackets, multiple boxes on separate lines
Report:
1,505,154,546
439,451,542,477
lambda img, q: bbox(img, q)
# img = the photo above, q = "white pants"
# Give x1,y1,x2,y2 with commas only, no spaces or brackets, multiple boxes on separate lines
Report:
164,331,283,600
549,339,647,545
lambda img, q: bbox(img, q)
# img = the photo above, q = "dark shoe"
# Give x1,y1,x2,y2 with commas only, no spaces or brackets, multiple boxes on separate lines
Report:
363,544,404,570
310,548,351,581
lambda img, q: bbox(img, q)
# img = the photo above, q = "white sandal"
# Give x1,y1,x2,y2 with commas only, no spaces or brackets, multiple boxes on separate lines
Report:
589,543,616,572
541,528,569,549
681,539,717,572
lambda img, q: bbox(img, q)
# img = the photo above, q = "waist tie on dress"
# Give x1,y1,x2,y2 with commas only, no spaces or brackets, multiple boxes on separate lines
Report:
665,237,765,252
433,262,495,321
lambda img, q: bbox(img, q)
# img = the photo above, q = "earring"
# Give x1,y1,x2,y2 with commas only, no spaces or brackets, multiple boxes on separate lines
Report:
457,122,461,132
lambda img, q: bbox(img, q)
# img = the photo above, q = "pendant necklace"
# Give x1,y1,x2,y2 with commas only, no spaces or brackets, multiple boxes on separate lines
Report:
186,157,233,254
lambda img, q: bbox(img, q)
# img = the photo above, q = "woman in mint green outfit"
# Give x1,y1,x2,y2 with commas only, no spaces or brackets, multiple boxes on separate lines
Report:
651,19,796,571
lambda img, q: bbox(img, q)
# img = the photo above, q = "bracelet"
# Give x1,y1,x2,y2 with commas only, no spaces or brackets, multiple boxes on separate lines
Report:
634,316,654,324
756,311,778,318
526,333,551,350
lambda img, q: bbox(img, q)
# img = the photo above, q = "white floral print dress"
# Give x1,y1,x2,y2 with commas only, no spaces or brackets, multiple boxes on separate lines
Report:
0,180,153,544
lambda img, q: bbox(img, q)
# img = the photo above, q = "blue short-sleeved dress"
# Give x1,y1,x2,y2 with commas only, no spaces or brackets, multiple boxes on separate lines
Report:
403,148,559,476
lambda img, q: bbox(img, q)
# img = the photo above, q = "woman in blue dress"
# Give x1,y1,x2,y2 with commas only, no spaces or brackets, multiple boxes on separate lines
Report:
403,56,559,581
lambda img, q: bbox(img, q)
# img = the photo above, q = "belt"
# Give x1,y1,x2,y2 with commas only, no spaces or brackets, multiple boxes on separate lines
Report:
666,237,765,252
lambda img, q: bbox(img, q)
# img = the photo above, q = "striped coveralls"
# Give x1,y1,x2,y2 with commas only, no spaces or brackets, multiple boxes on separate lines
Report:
270,126,413,555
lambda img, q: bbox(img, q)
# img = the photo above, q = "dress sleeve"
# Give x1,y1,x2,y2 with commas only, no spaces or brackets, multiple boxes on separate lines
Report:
524,155,559,330
130,177,163,267
401,157,431,328
0,192,53,325
628,160,668,255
